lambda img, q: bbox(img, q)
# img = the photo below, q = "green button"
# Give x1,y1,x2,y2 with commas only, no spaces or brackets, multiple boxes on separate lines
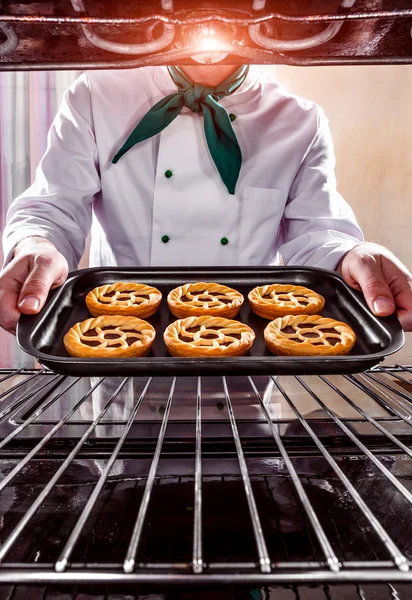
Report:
161,235,170,243
229,113,237,122
220,237,229,246
164,169,173,178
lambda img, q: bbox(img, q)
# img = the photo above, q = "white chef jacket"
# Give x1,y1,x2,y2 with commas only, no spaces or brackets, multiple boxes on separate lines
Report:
3,65,363,271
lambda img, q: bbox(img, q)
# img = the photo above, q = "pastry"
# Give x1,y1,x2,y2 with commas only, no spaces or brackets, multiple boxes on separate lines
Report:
164,316,255,357
167,282,243,319
264,315,356,356
249,284,325,319
64,315,156,358
86,282,162,318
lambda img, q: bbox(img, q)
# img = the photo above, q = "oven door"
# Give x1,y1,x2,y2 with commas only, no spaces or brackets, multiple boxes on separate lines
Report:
1,0,412,70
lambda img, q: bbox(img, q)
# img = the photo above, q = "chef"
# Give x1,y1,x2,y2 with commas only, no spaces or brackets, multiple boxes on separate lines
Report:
1,62,411,334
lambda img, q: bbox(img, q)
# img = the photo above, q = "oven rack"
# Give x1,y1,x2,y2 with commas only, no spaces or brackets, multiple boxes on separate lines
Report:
0,366,411,585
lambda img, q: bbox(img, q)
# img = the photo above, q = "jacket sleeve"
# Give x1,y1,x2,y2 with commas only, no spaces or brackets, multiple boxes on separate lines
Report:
277,107,363,271
2,72,100,271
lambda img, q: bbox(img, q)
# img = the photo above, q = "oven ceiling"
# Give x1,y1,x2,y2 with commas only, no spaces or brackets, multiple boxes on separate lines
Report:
1,0,412,70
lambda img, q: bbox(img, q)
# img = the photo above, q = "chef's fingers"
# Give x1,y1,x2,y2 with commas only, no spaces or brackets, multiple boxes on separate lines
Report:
18,254,68,315
395,293,412,332
344,253,396,317
0,264,26,334
389,272,412,332
0,245,68,335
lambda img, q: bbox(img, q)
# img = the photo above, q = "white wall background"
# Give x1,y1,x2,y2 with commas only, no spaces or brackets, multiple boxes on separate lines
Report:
262,64,412,271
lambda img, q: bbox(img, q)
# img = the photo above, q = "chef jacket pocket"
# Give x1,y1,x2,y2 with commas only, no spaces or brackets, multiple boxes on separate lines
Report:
238,186,287,265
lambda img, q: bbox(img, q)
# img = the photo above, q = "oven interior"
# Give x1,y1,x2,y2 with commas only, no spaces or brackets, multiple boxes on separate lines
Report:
2,1,412,597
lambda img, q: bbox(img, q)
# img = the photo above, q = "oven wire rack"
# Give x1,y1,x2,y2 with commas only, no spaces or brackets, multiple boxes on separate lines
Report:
0,366,410,584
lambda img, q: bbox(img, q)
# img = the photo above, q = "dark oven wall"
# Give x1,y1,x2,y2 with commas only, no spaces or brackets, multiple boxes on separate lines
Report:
1,0,412,70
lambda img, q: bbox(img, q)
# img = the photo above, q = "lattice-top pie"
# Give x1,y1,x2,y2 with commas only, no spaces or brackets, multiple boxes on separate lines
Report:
86,282,162,318
167,282,243,319
64,315,156,358
264,315,356,356
164,316,255,357
248,284,325,319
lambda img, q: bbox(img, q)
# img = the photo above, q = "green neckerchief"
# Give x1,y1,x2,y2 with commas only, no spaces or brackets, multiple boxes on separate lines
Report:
112,65,249,195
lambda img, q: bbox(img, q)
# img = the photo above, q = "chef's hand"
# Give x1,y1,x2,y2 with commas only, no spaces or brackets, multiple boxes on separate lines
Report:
0,237,68,335
338,242,412,331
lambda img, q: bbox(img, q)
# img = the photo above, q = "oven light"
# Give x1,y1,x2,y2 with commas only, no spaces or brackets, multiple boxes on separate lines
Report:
182,16,234,64
197,25,218,49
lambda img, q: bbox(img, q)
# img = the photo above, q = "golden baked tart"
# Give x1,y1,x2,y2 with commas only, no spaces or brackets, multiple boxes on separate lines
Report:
167,282,243,319
64,315,156,358
249,284,325,319
86,282,162,318
264,315,356,356
164,316,255,357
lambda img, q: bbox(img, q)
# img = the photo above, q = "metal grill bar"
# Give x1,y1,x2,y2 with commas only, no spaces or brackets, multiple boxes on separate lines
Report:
247,376,340,572
3,569,412,584
0,377,108,562
0,370,61,422
56,377,152,573
346,375,412,426
381,368,412,388
270,376,409,572
0,376,81,451
365,372,412,403
0,368,24,385
320,375,412,458
1,7,412,25
222,376,271,574
193,376,203,574
295,376,412,505
0,368,46,403
63,559,398,569
123,377,176,574
397,365,412,376
0,377,101,496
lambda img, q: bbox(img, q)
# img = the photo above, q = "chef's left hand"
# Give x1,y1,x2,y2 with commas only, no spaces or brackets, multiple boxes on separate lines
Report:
338,242,412,331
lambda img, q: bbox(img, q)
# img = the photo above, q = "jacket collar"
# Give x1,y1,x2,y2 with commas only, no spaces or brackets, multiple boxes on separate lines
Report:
153,64,261,99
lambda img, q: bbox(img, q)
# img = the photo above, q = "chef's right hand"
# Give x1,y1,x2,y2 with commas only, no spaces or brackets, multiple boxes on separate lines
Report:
0,237,68,335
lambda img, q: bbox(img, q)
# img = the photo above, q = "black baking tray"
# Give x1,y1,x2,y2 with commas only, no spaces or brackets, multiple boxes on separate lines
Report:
17,266,404,376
